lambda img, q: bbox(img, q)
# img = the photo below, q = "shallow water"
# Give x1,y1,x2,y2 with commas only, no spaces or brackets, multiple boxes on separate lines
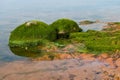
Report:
1,0,120,61
0,59,108,80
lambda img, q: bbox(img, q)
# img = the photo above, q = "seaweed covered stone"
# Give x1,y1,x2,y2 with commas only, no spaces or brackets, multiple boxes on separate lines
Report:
9,20,56,47
50,18,82,39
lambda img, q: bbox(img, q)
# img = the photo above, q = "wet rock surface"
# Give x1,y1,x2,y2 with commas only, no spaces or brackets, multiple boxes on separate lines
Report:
0,54,120,80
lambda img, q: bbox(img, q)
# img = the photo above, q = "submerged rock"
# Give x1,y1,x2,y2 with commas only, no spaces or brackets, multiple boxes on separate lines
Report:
79,20,96,25
115,58,120,67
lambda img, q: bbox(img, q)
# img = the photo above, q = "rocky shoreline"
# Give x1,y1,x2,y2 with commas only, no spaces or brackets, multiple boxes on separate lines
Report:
1,20,120,80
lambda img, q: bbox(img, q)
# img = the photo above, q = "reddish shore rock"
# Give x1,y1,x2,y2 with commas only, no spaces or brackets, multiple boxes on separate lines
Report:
78,53,95,61
79,53,94,58
105,58,114,66
114,73,120,80
115,58,120,67
100,53,109,59
59,54,72,59
98,53,109,60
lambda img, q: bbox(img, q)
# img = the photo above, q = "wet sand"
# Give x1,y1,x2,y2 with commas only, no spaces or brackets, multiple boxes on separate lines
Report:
0,53,120,80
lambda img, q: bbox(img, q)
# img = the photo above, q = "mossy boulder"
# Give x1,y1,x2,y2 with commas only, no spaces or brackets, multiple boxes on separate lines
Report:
9,20,57,47
50,18,82,39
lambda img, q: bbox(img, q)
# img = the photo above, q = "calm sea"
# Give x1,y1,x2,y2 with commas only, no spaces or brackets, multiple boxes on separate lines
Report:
0,0,120,61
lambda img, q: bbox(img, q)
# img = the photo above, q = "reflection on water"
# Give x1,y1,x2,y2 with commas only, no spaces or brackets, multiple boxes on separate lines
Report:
10,47,44,58
9,46,56,60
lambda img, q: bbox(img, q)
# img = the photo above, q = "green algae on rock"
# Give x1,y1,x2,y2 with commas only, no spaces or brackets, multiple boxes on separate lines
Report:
9,20,57,47
50,18,82,39
70,30,120,54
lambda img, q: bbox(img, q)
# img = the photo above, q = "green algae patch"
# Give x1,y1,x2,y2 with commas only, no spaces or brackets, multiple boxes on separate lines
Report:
50,18,82,39
9,20,57,47
70,30,120,54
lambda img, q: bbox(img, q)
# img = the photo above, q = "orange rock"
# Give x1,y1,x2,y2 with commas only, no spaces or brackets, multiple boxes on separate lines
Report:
116,67,120,72
78,53,95,61
84,57,95,61
79,53,94,58
97,56,103,61
115,58,120,67
97,53,109,61
59,54,72,59
114,73,120,80
105,58,114,66
78,53,86,58
99,53,109,59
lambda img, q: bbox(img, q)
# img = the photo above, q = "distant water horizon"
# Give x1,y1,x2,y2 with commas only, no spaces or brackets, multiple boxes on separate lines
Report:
0,0,120,61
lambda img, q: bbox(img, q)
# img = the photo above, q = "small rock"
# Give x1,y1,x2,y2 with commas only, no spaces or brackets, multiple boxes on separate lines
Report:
115,58,120,67
79,54,95,61
114,73,120,80
60,54,72,59
99,53,109,59
105,58,116,68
